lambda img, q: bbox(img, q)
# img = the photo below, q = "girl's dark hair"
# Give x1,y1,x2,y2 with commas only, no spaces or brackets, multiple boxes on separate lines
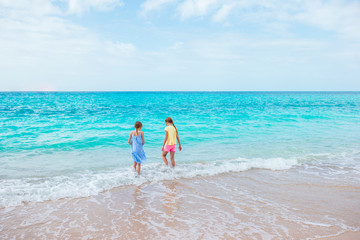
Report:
134,121,142,135
165,117,178,134
134,121,142,129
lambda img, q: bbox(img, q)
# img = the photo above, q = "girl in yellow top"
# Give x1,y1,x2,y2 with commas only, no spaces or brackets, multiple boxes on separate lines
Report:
162,117,182,167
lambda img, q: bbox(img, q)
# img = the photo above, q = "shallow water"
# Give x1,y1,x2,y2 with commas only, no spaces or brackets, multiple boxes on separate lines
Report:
1,92,359,207
1,168,359,239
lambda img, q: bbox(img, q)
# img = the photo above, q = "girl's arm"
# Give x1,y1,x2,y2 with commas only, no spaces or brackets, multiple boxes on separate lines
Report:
141,132,145,145
176,132,182,151
162,131,168,151
128,132,132,145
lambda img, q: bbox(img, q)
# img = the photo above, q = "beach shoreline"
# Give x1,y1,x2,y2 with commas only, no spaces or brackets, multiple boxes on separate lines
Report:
1,167,359,239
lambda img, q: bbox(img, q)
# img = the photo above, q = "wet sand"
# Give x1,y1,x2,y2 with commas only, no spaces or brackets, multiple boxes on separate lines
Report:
1,168,359,239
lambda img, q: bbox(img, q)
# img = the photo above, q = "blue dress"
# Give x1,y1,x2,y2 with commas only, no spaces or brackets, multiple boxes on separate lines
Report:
131,133,147,164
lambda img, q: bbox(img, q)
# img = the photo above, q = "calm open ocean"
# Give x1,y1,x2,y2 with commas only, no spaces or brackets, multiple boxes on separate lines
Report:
1,92,360,239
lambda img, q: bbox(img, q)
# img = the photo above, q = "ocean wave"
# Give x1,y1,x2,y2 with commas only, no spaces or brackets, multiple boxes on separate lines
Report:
0,157,298,208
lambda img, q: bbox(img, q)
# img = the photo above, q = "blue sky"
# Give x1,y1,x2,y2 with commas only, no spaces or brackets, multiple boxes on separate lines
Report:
0,0,359,91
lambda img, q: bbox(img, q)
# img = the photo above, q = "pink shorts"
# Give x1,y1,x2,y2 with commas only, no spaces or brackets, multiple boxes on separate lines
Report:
164,144,176,152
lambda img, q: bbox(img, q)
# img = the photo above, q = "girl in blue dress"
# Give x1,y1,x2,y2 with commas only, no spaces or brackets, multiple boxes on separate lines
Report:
128,121,147,175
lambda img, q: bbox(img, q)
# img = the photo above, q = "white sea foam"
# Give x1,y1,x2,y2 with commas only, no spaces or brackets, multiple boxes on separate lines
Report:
0,157,299,208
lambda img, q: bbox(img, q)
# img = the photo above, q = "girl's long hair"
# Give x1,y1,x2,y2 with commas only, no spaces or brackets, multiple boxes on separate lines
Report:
134,121,142,135
165,117,178,134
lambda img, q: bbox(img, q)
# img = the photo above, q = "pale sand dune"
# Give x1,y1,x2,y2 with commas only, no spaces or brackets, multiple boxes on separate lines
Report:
1,168,359,239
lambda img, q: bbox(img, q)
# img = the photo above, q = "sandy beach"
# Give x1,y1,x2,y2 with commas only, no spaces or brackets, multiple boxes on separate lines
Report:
1,166,359,240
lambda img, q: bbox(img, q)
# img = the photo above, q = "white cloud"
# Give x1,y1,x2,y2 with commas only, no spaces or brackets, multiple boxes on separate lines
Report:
171,41,183,49
0,0,124,16
0,0,62,17
1,0,359,90
178,0,219,19
295,0,360,41
140,0,176,16
0,0,136,91
212,3,236,22
105,41,137,54
140,0,360,41
67,0,124,15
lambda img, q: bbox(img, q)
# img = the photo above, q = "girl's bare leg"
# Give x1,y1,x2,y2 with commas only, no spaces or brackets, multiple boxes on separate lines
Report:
133,162,137,171
170,152,175,168
137,163,141,175
162,151,169,166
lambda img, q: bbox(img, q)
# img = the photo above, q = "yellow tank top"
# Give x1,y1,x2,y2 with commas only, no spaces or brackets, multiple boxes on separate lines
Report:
165,125,177,145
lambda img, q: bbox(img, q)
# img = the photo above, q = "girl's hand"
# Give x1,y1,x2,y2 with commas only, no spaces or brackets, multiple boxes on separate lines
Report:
162,146,164,151
179,145,182,151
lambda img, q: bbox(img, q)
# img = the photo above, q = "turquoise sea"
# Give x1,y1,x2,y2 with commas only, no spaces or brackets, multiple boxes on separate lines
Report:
1,92,360,207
